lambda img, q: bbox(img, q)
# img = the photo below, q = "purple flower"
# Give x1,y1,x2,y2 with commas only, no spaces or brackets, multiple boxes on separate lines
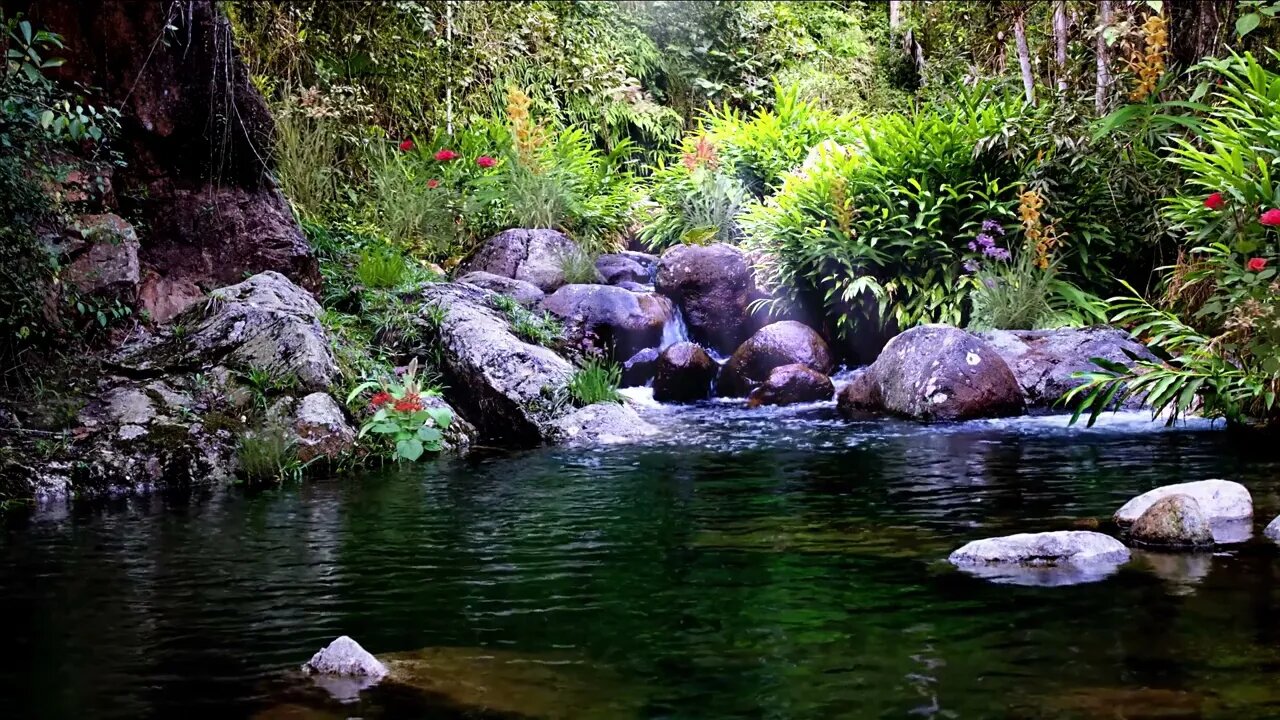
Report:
983,277,999,289
967,240,978,252
986,247,1011,262
982,219,1005,235
963,259,979,273
975,233,996,249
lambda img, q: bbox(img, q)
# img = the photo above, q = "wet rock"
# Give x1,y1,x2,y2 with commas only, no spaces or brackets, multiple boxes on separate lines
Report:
287,393,355,463
423,395,477,453
1129,494,1214,547
747,364,834,407
616,281,652,293
949,531,1130,586
303,636,388,679
977,326,1158,410
595,253,651,285
1265,514,1280,543
837,324,1024,421
655,243,761,355
456,271,545,307
460,228,579,292
115,272,339,393
653,342,718,403
835,369,879,419
719,321,833,397
542,284,673,360
621,348,659,388
1115,480,1252,526
549,402,658,446
60,214,140,300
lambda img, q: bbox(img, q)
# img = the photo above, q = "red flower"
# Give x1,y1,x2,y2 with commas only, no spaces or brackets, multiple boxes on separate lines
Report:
1204,192,1225,211
398,139,414,152
476,155,496,168
1262,209,1280,226
1248,257,1268,272
434,148,459,162
393,394,423,413
370,391,393,409
427,178,440,189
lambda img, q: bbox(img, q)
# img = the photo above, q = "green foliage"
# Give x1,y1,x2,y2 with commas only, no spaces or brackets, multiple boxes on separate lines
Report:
236,425,305,483
566,358,622,406
367,144,463,260
641,164,748,251
491,294,563,347
355,245,410,289
557,246,599,285
0,156,55,341
347,359,452,462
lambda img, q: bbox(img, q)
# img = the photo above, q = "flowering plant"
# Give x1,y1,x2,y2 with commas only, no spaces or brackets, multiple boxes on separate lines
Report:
345,359,452,461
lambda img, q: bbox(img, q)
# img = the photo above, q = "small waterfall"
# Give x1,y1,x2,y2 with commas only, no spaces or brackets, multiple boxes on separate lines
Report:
659,302,690,349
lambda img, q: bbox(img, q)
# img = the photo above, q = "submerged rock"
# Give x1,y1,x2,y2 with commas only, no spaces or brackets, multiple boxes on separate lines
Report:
549,402,658,446
1114,480,1253,526
977,326,1158,411
838,324,1024,422
456,271,544,307
948,531,1130,586
542,284,673,360
303,636,388,679
747,364,834,407
655,243,761,355
719,321,832,397
460,228,579,293
620,348,659,388
1265,515,1280,543
653,341,718,403
1128,494,1214,548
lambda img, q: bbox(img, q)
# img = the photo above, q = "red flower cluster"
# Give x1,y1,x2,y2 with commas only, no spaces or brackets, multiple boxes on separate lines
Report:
1262,209,1280,227
1204,192,1225,211
476,155,496,168
393,393,423,413
370,391,393,409
398,139,414,152
434,148,459,162
1248,257,1268,272
427,178,440,189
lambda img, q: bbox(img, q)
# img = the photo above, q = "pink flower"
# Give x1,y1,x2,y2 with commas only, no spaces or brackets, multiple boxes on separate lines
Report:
476,155,496,168
434,148,459,162
398,139,414,152
426,178,440,189
1261,209,1280,226
1204,192,1225,211
1248,257,1268,272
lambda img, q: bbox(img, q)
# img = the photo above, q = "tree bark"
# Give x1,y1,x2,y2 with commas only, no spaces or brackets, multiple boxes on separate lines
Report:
1096,0,1113,114
889,0,902,30
1014,11,1036,105
1167,0,1233,69
1054,0,1069,92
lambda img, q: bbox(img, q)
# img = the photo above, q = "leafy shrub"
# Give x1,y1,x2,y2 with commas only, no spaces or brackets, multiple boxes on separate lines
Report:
366,144,462,261
347,359,452,462
567,358,622,406
355,245,409,289
0,156,55,342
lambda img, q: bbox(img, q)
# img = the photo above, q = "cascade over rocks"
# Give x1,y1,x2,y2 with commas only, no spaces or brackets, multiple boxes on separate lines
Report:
1115,480,1252,525
542,284,673,360
1128,494,1214,548
456,271,545,307
653,342,718,403
747,364,834,407
718,321,833,397
978,327,1158,410
837,324,1024,421
621,348,660,388
459,228,579,293
655,243,762,355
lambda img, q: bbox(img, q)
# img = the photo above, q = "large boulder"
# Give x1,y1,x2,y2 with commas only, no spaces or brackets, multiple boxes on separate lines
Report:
836,324,1024,421
59,213,140,300
456,271,545,307
948,531,1130,586
655,243,761,355
542,284,674,360
747,364,834,407
595,253,653,285
1115,480,1252,525
115,271,339,393
549,402,659,446
977,327,1159,410
653,342,718,403
718,321,832,397
460,229,579,293
1128,494,1214,548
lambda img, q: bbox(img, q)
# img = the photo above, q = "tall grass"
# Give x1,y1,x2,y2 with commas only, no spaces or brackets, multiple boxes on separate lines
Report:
356,246,410,288
274,106,341,219
567,359,622,405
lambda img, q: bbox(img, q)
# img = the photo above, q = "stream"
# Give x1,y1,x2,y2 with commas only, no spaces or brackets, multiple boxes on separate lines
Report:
4,398,1280,719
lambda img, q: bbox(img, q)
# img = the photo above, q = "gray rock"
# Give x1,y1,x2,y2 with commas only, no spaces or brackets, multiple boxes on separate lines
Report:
653,342,718,403
1114,480,1252,525
290,393,355,463
747,364,834,407
621,348,659,388
424,395,478,453
977,326,1158,410
548,402,659,446
460,228,579,293
115,271,339,393
949,531,1130,586
303,636,388,678
1129,494,1214,547
718,321,832,397
542,284,674,360
1265,515,1280,543
837,324,1024,421
457,271,545,307
595,254,651,285
61,213,141,300
655,243,762,355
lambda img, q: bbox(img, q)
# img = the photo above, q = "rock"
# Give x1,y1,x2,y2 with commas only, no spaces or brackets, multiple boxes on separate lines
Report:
424,395,478,453
747,364,834,407
1114,480,1252,525
977,326,1159,410
542,284,674,360
456,271,545,307
616,281,652,293
60,214,141,300
289,393,355,463
837,324,1024,421
137,272,206,323
653,342,718,403
948,531,1130,586
1265,515,1280,543
655,243,761,355
836,369,879,418
1128,494,1214,547
718,321,832,397
302,636,388,679
460,228,579,292
549,402,659,446
621,348,659,388
595,253,651,285
115,272,339,393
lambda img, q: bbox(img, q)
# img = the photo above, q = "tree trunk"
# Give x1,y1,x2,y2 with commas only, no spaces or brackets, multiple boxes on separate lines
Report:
1054,0,1069,92
889,0,902,30
1014,12,1036,105
1167,0,1233,69
1096,0,1113,114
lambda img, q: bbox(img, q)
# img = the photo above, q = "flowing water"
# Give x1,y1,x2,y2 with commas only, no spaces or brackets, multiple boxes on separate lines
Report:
5,399,1280,720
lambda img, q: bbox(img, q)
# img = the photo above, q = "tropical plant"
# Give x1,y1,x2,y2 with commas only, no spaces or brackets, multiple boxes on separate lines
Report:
355,245,410,289
567,358,622,406
346,359,453,462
